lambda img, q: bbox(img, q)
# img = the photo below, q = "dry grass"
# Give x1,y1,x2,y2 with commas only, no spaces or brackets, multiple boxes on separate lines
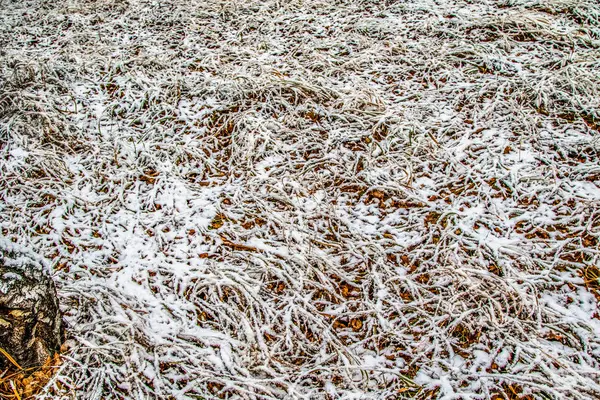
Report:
0,353,62,400
1,0,599,398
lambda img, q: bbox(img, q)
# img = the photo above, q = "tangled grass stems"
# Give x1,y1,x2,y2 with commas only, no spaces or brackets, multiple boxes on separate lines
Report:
1,0,600,399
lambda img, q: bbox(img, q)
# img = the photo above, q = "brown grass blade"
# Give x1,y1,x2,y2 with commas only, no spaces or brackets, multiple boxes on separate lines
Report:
0,348,23,371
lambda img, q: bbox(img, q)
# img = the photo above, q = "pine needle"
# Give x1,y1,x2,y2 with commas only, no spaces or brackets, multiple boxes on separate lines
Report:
12,381,22,400
0,348,22,371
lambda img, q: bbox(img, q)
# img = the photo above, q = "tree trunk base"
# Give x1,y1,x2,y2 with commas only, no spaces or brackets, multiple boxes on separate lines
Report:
0,239,63,371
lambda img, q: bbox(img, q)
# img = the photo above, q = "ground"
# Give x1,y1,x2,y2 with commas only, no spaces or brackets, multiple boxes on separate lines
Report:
1,0,599,398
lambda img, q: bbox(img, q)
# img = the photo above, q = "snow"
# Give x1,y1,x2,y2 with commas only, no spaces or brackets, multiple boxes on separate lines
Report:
1,0,600,398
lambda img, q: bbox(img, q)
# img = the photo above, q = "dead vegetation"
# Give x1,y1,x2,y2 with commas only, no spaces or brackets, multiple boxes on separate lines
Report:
0,353,63,400
1,0,599,398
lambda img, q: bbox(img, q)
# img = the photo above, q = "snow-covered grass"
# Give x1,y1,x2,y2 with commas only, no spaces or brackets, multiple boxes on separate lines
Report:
1,0,599,398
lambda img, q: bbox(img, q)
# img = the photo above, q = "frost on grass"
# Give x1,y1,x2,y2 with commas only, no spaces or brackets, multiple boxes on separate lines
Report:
0,0,599,398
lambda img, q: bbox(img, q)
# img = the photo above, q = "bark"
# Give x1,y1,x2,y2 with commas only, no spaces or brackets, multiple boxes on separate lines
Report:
0,240,63,371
